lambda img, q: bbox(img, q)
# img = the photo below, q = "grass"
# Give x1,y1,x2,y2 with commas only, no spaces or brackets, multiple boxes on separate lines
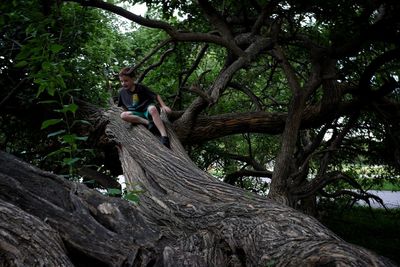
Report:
358,179,400,191
320,205,400,265
379,181,400,191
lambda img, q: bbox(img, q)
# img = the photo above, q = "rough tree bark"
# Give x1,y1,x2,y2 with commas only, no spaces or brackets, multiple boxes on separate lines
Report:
0,106,396,267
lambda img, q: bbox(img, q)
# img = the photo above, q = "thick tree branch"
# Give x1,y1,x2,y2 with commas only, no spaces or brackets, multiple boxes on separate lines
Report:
65,0,244,57
0,118,397,266
197,0,234,40
251,1,278,36
271,45,301,94
0,200,73,266
358,48,400,96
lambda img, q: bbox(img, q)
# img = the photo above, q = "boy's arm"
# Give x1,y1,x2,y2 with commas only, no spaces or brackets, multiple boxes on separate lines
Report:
156,94,172,114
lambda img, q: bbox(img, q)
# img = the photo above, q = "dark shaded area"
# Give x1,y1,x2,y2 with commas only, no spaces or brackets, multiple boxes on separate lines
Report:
320,205,400,265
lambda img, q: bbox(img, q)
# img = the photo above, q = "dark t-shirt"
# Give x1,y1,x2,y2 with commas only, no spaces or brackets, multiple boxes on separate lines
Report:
118,83,157,112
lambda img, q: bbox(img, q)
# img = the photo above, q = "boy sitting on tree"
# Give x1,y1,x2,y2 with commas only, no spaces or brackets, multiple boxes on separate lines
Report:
117,67,172,148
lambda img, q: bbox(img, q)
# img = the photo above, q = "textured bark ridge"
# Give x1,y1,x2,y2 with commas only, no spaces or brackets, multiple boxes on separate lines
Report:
0,108,396,266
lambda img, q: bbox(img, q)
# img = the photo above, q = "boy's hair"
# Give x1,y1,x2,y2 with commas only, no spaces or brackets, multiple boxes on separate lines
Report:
119,67,136,78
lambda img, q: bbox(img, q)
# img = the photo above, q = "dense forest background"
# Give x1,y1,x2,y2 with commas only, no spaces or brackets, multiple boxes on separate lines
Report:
1,0,400,265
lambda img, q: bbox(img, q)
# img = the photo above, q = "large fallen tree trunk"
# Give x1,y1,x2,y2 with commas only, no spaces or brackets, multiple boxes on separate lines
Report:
0,107,396,266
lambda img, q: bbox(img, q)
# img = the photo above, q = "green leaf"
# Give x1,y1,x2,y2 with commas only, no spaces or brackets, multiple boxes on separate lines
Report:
60,103,78,114
62,134,77,145
16,47,32,61
42,61,52,71
15,61,28,67
38,100,58,104
63,157,80,166
107,188,122,196
47,129,66,137
61,134,88,144
36,84,47,97
71,120,92,127
124,192,140,203
61,88,82,97
41,119,63,129
129,189,146,194
74,136,88,141
45,147,71,158
50,44,63,53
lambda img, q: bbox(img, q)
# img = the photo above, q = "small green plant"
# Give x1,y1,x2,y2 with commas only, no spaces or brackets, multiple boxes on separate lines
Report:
40,91,91,178
106,186,145,203
16,19,92,179
265,259,276,267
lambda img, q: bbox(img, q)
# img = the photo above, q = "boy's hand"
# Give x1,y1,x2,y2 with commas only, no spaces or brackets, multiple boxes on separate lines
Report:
161,106,172,114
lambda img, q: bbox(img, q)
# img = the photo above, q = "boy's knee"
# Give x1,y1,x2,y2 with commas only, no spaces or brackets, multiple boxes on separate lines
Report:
148,106,159,116
120,112,130,121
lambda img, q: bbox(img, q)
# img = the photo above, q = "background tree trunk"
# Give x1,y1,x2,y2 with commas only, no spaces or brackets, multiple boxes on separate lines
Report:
0,107,396,267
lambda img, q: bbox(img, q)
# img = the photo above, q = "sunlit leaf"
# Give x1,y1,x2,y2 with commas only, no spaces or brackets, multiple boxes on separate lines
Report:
47,129,66,137
41,119,63,129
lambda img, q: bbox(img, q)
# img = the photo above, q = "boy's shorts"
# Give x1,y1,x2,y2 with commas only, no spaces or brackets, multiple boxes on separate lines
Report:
129,104,156,121
131,110,152,120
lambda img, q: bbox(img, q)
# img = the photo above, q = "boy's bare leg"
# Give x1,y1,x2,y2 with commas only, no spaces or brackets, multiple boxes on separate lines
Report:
120,112,149,125
148,106,167,137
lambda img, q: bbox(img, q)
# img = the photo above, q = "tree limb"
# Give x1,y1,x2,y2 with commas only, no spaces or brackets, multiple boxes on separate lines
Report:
137,43,176,83
228,82,263,111
65,0,245,57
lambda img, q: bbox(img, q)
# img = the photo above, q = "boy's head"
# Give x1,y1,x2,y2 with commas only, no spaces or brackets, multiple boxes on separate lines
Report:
119,67,136,90
119,67,136,78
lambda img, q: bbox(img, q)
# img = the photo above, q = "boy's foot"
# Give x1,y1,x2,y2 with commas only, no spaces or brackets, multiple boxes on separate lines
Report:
160,136,170,149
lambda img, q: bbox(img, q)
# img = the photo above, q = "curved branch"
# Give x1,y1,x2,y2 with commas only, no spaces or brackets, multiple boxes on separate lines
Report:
181,85,212,103
131,38,174,73
197,0,234,40
65,0,244,56
358,48,400,96
320,189,388,210
315,113,359,178
180,44,209,88
222,152,266,171
271,45,301,93
173,44,210,109
292,170,365,201
228,82,263,111
251,1,278,36
137,43,176,82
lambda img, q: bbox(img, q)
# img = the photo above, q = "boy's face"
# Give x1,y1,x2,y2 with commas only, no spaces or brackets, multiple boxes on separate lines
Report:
119,75,134,90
